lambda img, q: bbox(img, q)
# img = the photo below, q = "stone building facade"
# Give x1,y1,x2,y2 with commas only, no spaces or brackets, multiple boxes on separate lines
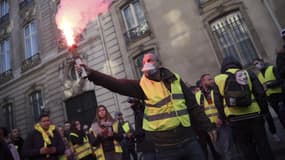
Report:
0,0,284,136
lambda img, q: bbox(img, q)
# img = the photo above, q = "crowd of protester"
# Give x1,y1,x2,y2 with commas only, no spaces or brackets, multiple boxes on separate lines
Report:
1,29,285,160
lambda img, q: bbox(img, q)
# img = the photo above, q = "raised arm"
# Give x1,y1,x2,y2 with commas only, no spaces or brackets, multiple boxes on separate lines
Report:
86,69,146,99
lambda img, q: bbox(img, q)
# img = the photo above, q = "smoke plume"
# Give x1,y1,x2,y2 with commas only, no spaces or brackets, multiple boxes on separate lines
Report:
56,0,112,45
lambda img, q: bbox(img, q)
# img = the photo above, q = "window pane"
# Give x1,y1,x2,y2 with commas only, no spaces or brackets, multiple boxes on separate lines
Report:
1,42,4,72
31,21,36,32
0,40,10,72
210,12,258,65
2,103,14,131
24,21,38,58
3,40,10,71
123,6,136,29
134,1,145,25
30,91,44,122
24,25,30,36
1,0,9,17
25,38,32,58
31,34,38,55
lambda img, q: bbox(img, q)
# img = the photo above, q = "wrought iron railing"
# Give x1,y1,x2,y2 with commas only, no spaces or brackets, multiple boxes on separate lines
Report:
0,69,13,84
21,53,41,72
0,13,9,25
19,0,34,10
123,21,150,43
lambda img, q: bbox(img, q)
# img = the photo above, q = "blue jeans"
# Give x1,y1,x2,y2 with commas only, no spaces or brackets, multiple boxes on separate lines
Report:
155,138,206,160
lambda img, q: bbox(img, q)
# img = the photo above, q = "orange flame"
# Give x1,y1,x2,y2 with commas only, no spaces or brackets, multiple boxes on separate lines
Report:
56,0,112,48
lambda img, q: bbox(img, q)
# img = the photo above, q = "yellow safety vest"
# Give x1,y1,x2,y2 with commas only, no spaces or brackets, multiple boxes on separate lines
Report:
257,65,282,96
92,121,122,160
122,122,131,133
139,73,191,131
70,133,93,160
195,90,219,123
214,68,260,117
59,155,67,160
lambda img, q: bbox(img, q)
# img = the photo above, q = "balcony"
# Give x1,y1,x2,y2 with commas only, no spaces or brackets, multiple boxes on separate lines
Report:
19,0,34,10
21,53,41,72
0,13,9,26
0,69,13,84
123,21,151,44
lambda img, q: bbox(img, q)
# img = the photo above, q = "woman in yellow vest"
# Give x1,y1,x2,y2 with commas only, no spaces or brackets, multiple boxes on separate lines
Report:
69,121,95,160
90,105,123,160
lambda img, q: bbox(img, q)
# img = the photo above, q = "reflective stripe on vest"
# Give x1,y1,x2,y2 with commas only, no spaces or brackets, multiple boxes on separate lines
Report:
140,73,191,131
92,121,122,160
70,133,93,160
195,90,219,123
214,68,260,117
257,65,282,96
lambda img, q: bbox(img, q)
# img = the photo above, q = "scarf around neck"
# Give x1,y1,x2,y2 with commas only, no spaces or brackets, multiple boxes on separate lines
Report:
34,123,56,147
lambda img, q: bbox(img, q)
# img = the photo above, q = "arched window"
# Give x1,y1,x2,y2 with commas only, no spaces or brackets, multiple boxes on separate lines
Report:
210,11,258,65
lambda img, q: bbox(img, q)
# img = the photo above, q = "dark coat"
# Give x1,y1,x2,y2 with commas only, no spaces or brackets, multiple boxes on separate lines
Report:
276,46,285,79
87,67,214,146
0,140,14,160
130,100,156,152
22,129,65,160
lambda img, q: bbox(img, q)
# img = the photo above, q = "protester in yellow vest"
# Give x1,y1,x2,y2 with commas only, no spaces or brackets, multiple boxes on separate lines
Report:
57,126,74,160
196,73,238,160
114,111,137,160
214,56,275,160
253,58,285,139
195,74,221,160
89,105,123,160
69,121,95,160
76,53,215,160
22,113,65,160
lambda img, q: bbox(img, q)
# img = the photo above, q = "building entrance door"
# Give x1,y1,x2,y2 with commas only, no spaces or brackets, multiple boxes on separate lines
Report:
65,91,97,126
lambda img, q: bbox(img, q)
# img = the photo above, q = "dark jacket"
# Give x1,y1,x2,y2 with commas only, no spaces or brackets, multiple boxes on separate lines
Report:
89,122,123,152
69,130,87,146
22,129,65,160
130,100,155,152
88,67,214,146
12,137,24,159
0,140,14,160
217,56,268,120
276,46,285,80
